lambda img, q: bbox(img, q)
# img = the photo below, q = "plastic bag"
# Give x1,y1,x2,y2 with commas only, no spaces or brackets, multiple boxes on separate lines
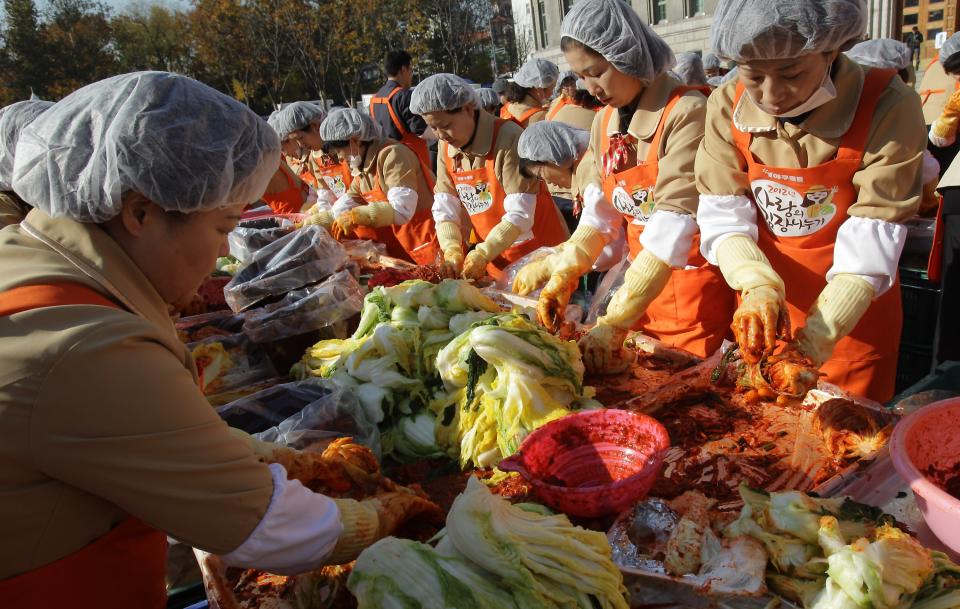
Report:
494,246,559,292
188,333,279,400
176,309,245,344
224,225,348,312
342,239,386,265
228,217,299,263
242,270,364,343
218,378,381,457
585,255,629,324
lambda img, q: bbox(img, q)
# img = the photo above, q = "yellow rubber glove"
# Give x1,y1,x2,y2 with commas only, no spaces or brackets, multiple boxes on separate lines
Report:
716,235,789,363
327,494,440,565
918,180,941,218
931,90,960,147
512,225,603,296
461,221,522,280
512,254,558,296
533,226,606,329
436,221,464,278
578,250,672,374
352,201,396,228
301,209,334,230
795,273,875,366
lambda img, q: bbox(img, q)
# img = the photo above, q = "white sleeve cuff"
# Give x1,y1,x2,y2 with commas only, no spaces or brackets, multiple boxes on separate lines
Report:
503,192,537,238
386,186,418,225
305,186,318,206
316,188,338,208
922,149,941,184
432,192,463,224
827,216,906,296
696,194,759,264
639,211,698,268
579,184,623,243
220,463,343,575
332,194,361,218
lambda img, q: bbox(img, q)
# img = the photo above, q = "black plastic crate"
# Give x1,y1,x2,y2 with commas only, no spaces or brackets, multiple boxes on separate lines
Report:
899,271,942,346
890,360,960,406
895,343,937,396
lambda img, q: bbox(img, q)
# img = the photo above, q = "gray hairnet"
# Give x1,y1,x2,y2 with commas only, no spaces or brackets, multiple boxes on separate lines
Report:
711,0,867,62
674,52,708,85
319,108,381,142
514,58,560,89
268,101,327,139
477,88,501,109
554,70,577,95
703,53,721,70
941,32,960,66
721,66,739,84
560,0,675,82
845,39,910,70
0,100,53,191
13,72,279,223
409,74,480,114
707,75,724,87
517,121,589,167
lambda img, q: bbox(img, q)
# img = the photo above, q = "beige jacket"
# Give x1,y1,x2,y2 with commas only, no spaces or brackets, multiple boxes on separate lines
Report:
696,55,923,222
0,191,30,228
506,95,547,126
549,103,597,132
0,210,273,579
347,138,434,213
580,72,707,217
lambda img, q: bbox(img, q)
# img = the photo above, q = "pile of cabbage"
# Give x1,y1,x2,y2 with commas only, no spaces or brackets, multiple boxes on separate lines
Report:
291,280,594,467
348,477,629,609
725,485,960,609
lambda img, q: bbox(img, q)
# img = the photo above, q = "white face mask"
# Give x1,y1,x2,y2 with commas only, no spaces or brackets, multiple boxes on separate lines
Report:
347,142,363,175
750,63,837,118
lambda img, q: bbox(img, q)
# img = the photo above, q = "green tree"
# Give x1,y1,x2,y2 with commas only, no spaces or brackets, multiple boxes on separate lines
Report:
42,0,119,99
2,0,48,100
111,3,195,74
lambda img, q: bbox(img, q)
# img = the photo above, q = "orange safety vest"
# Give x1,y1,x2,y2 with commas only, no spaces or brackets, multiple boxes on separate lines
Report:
731,69,901,403
369,87,432,171
263,157,309,215
599,87,734,358
358,145,440,265
0,283,167,609
444,118,567,280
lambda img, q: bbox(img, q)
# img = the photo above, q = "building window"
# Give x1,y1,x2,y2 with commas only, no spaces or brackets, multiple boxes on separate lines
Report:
561,0,574,15
903,13,919,26
930,9,944,22
904,0,919,6
537,0,549,48
929,27,943,40
686,0,704,16
650,0,667,23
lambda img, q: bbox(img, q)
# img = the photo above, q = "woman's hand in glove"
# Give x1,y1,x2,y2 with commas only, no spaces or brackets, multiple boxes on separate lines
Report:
732,285,788,365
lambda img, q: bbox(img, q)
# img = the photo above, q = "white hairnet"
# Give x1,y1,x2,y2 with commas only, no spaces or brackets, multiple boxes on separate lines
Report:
409,73,480,114
711,0,867,62
319,108,381,142
0,100,53,191
477,88,501,109
720,66,739,84
554,70,577,95
13,72,279,223
703,53,721,70
707,75,724,87
560,0,675,82
517,121,589,167
941,32,960,66
674,52,708,86
844,39,910,70
514,58,560,89
268,101,327,139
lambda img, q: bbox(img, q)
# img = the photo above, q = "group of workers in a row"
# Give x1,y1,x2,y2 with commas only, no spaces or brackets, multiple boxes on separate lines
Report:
0,0,955,606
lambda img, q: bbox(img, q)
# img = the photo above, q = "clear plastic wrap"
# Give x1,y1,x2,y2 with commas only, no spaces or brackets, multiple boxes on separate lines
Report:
342,239,386,265
175,309,245,344
217,378,380,456
585,255,629,324
228,216,299,263
493,246,559,293
188,333,279,402
224,225,348,312
242,270,363,343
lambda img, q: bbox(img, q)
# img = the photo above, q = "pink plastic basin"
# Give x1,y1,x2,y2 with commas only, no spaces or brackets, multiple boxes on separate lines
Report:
498,409,670,518
890,397,960,554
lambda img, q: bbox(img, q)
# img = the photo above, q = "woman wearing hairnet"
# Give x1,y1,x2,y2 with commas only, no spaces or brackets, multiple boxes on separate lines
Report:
696,0,925,402
0,100,52,227
0,72,435,608
503,58,560,127
259,102,325,215
703,53,724,79
411,73,568,280
673,52,709,87
318,108,439,264
515,0,734,368
478,87,502,116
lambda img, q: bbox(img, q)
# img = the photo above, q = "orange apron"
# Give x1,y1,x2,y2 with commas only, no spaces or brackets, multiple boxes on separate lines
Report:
505,104,542,128
263,157,308,215
369,87,432,171
546,96,574,121
444,119,567,279
730,69,901,402
358,147,440,265
316,158,352,198
0,283,167,609
499,106,512,120
919,55,960,106
599,88,734,358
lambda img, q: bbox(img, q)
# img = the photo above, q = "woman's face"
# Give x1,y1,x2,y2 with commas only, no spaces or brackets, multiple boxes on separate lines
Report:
281,138,301,158
422,105,477,150
297,121,325,151
528,162,573,189
106,196,244,308
565,44,644,108
737,51,839,116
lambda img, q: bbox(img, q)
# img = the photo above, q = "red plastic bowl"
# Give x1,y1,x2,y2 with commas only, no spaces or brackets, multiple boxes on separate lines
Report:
890,397,960,554
498,409,670,518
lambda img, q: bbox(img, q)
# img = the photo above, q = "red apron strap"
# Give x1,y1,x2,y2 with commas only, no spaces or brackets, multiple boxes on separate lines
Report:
835,68,896,163
0,283,120,316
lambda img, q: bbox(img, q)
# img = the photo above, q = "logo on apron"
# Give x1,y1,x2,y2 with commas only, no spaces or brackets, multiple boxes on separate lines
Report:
323,175,347,197
752,179,837,237
611,185,654,223
456,182,495,215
